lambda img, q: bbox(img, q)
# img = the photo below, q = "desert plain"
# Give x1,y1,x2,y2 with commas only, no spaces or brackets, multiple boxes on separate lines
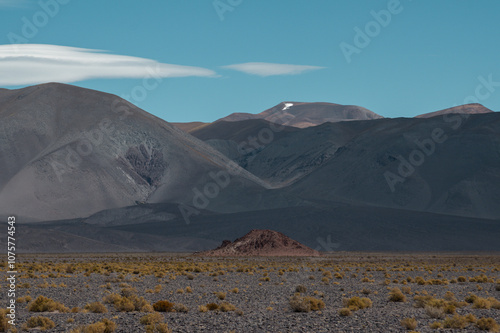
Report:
1,252,500,333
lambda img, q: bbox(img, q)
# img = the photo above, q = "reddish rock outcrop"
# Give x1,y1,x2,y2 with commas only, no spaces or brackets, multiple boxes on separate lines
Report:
197,229,321,257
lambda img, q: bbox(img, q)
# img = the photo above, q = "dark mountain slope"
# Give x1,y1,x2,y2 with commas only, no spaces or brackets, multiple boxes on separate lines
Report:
186,112,500,219
289,113,500,219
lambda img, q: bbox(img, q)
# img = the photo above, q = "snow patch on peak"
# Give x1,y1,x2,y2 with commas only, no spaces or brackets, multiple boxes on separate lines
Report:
282,103,294,111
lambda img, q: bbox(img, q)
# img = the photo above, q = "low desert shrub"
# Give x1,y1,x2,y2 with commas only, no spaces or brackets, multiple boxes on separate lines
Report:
401,317,417,330
338,308,352,316
120,287,137,298
214,292,226,300
476,317,500,332
401,286,412,295
102,293,121,305
28,295,69,312
429,321,443,329
23,316,56,330
205,303,219,311
442,314,470,329
219,302,236,312
465,293,478,303
295,285,307,293
361,288,372,295
343,296,372,311
414,295,460,314
444,291,456,302
153,301,175,312
0,309,12,332
16,295,32,303
425,305,445,319
103,293,151,312
174,303,189,313
70,318,116,333
84,302,108,313
140,312,163,325
389,287,407,302
472,297,500,309
114,297,135,312
465,313,478,323
289,295,325,312
145,323,171,333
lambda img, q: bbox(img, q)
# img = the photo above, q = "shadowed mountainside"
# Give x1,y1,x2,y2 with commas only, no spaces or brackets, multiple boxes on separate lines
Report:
187,113,500,218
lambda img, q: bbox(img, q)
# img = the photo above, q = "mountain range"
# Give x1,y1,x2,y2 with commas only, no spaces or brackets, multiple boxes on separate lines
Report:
1,83,499,252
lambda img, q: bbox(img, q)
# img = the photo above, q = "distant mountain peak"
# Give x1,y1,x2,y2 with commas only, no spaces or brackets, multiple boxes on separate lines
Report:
219,101,383,128
415,103,493,118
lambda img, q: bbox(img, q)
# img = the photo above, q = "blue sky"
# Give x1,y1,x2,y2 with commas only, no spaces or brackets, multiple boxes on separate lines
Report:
1,0,499,122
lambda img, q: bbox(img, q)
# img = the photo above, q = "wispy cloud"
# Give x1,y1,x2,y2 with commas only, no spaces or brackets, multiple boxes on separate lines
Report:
0,0,34,9
222,62,325,77
0,44,217,86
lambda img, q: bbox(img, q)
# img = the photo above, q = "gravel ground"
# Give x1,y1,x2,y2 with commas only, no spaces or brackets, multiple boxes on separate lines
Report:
1,253,499,332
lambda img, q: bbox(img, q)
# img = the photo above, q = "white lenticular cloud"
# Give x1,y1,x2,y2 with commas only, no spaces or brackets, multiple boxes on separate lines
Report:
0,44,217,86
222,62,324,77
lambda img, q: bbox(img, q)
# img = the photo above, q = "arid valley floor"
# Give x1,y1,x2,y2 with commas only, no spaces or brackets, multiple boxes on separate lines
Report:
1,253,500,332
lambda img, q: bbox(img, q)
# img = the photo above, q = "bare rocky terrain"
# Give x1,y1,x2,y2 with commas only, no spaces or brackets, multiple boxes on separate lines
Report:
1,253,499,332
